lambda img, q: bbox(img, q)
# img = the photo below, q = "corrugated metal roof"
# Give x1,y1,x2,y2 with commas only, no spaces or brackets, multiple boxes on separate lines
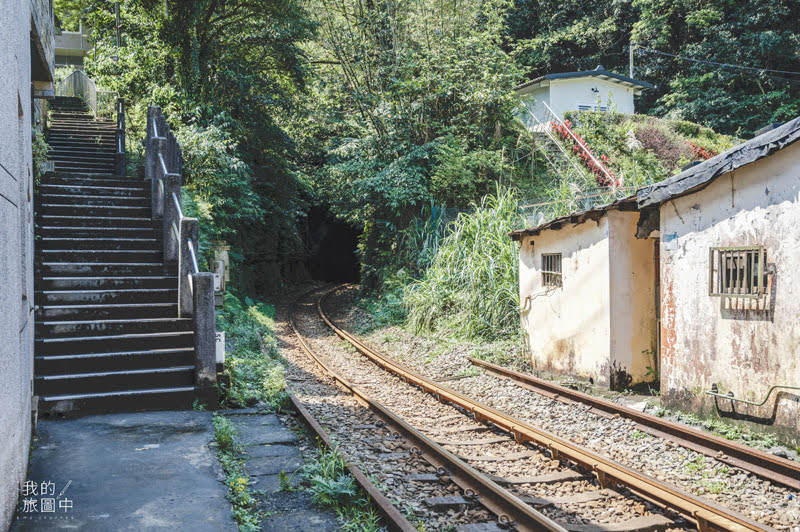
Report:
514,65,655,93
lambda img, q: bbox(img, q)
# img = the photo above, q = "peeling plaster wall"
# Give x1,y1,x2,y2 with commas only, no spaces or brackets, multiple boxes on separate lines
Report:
608,211,658,386
520,217,613,386
659,141,800,443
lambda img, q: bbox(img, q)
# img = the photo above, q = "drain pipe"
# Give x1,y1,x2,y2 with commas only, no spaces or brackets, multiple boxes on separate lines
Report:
706,383,800,407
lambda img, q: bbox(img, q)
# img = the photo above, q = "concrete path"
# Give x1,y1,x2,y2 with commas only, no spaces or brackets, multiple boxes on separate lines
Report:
220,408,340,531
11,411,236,531
11,409,340,531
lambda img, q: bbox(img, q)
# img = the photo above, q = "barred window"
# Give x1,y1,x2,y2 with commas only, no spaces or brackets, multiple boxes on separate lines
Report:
542,253,562,287
709,246,767,298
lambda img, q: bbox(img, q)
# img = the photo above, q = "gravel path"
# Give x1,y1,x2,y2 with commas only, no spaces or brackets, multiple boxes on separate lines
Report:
280,285,690,531
331,287,800,531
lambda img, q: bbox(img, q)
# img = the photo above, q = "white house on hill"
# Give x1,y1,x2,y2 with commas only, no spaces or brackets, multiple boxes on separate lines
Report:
515,65,654,127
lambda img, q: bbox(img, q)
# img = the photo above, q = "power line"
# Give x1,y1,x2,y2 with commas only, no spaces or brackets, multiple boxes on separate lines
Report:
635,45,800,76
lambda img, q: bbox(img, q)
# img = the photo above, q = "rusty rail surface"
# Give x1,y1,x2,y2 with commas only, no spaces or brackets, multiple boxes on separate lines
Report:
318,286,773,532
289,291,567,532
288,394,416,532
468,356,800,492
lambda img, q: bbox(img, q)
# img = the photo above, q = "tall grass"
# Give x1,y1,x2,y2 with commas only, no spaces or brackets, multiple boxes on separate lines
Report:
404,186,525,340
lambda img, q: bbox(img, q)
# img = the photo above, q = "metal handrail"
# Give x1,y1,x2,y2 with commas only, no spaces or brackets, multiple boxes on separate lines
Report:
171,191,199,275
541,101,617,186
524,107,589,183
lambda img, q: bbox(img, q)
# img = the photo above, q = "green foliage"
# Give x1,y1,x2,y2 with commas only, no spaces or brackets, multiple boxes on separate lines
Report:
216,292,287,408
405,187,524,340
213,415,260,531
213,415,241,455
31,132,49,188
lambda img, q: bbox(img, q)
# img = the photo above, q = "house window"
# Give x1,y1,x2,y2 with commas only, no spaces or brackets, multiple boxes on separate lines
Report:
578,104,608,112
542,253,562,287
709,246,767,298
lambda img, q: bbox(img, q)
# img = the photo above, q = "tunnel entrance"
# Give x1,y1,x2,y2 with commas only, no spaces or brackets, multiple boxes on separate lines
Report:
306,207,360,282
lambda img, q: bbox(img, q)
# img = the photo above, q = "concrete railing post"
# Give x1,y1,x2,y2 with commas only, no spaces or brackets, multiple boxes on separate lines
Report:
145,106,159,182
192,272,217,385
163,176,181,264
114,98,126,176
151,137,166,219
178,217,198,317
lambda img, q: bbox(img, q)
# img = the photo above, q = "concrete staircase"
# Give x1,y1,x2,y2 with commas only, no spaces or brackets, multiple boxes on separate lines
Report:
34,96,214,416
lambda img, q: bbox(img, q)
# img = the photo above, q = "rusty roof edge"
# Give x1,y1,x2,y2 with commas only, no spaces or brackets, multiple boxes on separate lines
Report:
637,114,800,209
510,194,636,240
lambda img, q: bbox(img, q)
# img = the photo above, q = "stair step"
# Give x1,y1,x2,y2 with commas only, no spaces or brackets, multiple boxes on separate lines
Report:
37,386,217,418
35,366,195,397
42,175,143,187
37,249,162,263
36,288,177,305
37,302,178,320
48,154,117,164
37,194,149,207
39,184,148,196
39,238,161,251
36,318,193,338
35,348,195,374
52,161,116,171
37,262,175,277
38,227,159,239
38,204,150,217
35,331,194,355
36,215,156,229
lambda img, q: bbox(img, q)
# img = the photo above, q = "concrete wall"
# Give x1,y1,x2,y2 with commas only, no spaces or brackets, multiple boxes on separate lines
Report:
519,211,657,388
549,78,635,119
0,0,50,527
607,211,658,386
658,141,800,443
520,217,613,385
515,85,549,127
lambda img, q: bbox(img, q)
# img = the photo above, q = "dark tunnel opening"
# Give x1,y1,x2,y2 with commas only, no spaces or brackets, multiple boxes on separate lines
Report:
306,207,360,283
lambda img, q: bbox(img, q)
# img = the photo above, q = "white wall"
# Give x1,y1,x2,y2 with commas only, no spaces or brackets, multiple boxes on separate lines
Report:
520,217,613,385
0,0,40,527
607,211,657,386
659,141,800,443
515,85,549,128
549,78,635,120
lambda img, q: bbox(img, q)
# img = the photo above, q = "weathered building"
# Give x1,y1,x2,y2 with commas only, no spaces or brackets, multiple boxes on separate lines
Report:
636,117,800,443
511,200,658,389
0,0,54,527
514,65,653,127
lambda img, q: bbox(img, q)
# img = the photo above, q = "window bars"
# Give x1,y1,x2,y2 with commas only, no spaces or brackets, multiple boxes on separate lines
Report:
542,253,563,287
708,246,767,298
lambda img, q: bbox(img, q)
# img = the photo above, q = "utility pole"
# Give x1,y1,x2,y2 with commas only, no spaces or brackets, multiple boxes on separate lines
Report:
629,44,635,78
115,3,121,60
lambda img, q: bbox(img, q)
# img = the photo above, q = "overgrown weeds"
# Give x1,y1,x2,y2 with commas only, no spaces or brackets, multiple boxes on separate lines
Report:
303,443,382,531
216,292,287,409
404,186,524,340
213,414,260,531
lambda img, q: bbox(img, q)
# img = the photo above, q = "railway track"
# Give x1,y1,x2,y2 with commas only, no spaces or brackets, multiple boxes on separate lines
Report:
305,284,775,532
286,285,776,531
465,357,800,492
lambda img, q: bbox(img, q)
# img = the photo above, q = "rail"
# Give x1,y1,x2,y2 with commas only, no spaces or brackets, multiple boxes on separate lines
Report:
318,285,772,532
289,290,566,532
115,98,125,175
707,383,800,408
523,105,589,183
145,105,216,386
469,357,800,491
56,70,118,117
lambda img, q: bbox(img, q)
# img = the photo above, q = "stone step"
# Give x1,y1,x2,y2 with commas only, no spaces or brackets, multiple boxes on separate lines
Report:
37,249,162,263
37,385,216,418
52,160,116,171
38,275,175,291
47,139,116,149
36,215,156,229
35,330,194,355
35,366,195,398
38,204,150,217
36,318,193,338
35,288,178,305
35,347,195,375
42,175,142,187
37,194,149,207
38,226,159,239
48,154,117,165
36,302,179,320
39,184,148,196
37,262,175,277
38,237,161,251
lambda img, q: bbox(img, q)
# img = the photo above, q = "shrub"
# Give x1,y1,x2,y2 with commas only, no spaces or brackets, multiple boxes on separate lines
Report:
635,124,692,170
